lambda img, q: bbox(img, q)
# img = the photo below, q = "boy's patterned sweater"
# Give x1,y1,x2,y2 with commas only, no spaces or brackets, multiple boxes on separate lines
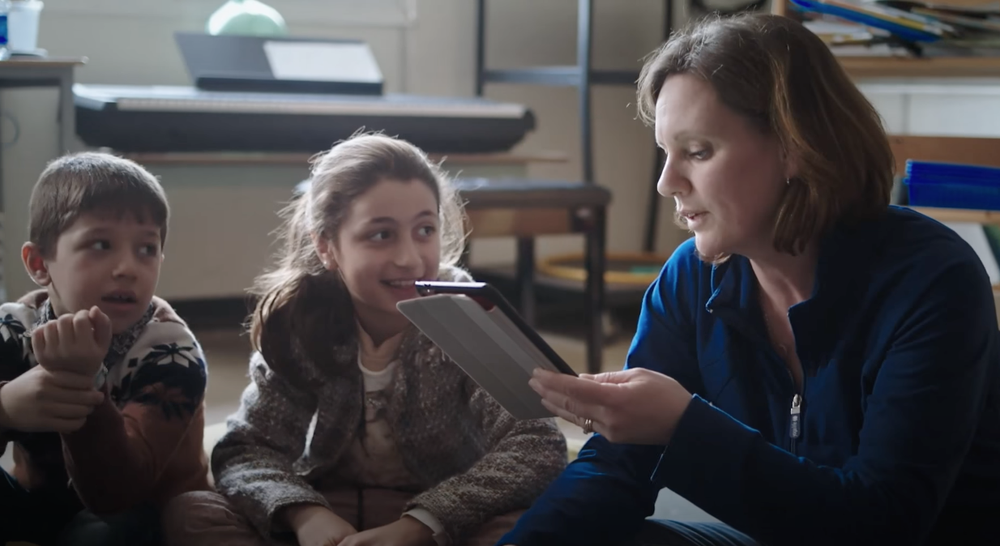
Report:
0,290,210,514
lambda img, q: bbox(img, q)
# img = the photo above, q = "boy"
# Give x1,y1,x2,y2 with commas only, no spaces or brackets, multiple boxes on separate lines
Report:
0,152,210,545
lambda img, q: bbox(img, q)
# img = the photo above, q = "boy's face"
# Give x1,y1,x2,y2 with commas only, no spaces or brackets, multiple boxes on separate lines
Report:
24,212,164,334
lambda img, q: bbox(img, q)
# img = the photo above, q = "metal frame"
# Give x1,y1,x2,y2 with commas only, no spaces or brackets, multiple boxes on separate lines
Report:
473,0,676,373
475,0,672,253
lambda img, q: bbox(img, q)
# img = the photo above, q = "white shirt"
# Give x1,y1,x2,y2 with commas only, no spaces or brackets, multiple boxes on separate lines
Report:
335,327,450,546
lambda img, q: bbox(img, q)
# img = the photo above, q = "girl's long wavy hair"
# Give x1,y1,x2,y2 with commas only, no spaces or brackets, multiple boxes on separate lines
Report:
247,133,466,373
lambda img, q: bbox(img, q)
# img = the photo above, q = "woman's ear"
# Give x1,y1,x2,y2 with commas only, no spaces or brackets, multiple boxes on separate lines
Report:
310,231,337,271
21,242,51,287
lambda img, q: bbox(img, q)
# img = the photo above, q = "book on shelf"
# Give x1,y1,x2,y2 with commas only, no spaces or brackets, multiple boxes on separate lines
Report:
794,0,1000,56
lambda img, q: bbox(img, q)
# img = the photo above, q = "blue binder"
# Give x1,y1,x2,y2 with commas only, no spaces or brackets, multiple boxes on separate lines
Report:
905,160,1000,210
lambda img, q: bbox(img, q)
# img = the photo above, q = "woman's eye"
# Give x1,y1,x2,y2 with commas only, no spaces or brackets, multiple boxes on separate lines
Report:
90,240,110,251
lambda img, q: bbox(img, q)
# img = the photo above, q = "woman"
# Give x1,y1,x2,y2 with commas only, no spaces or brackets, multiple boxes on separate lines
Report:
498,12,1000,546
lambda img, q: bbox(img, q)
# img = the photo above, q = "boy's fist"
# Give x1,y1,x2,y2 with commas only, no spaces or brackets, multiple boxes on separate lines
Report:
32,307,113,380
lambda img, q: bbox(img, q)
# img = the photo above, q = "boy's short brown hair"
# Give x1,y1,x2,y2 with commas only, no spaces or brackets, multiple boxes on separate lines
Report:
29,152,169,258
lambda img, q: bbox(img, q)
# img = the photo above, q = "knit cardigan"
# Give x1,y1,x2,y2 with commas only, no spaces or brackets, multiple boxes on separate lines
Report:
213,268,567,544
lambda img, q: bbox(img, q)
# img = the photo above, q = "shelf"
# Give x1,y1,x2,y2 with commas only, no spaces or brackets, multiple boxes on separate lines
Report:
772,1,1000,79
909,206,1000,225
482,66,639,87
839,56,1000,79
0,57,87,69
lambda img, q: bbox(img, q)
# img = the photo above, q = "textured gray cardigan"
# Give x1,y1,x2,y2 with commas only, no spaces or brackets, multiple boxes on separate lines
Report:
212,275,567,543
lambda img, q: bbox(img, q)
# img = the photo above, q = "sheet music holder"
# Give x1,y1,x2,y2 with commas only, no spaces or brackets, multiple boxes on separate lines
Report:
175,32,384,95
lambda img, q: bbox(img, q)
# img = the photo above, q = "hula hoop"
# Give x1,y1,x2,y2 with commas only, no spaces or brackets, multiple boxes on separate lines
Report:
537,252,668,286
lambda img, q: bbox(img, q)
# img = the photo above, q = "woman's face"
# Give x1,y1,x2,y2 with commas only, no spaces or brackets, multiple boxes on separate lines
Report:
655,73,793,259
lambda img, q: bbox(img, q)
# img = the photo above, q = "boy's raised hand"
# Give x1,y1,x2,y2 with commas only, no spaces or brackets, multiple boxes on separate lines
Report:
0,365,104,433
32,307,113,378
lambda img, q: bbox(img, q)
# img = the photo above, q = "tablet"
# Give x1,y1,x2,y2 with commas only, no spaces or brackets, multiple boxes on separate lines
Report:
396,281,577,420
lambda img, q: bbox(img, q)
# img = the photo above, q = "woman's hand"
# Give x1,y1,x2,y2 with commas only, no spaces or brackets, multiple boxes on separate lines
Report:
338,516,435,546
283,504,358,546
529,367,693,445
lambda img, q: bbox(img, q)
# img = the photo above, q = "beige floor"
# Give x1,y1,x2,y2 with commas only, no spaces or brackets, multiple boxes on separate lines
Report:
187,326,717,524
2,325,717,523
2,326,631,472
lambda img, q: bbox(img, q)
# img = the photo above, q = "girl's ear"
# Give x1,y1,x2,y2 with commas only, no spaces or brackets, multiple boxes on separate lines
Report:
311,231,337,271
21,242,52,287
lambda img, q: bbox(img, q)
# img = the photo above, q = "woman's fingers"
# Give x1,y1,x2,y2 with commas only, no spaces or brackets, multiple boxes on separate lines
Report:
531,370,613,405
540,398,583,424
531,372,612,428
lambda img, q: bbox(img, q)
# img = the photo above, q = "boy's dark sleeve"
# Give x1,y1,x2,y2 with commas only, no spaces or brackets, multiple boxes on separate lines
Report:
60,317,207,514
0,304,38,449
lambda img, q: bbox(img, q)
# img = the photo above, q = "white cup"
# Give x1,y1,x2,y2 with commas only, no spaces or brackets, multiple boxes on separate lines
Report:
8,0,43,54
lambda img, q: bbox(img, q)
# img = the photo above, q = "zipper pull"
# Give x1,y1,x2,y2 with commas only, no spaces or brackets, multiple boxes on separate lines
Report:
789,394,802,440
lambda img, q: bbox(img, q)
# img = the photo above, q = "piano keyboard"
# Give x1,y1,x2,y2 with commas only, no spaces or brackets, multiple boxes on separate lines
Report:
75,84,529,119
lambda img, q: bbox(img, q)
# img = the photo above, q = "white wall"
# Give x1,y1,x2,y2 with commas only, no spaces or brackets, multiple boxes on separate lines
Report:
3,1,1000,301
2,0,690,301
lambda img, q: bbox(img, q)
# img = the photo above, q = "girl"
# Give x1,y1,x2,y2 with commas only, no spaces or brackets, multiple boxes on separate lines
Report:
162,133,567,546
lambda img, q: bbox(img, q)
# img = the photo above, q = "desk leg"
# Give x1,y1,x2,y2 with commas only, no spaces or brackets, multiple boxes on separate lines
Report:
516,237,536,327
585,207,606,375
58,73,76,153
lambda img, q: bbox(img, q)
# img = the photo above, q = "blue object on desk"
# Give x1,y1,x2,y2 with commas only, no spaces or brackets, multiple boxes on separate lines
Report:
905,160,1000,210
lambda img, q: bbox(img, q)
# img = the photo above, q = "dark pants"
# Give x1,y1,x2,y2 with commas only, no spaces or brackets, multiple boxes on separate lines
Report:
1,467,160,546
628,520,759,546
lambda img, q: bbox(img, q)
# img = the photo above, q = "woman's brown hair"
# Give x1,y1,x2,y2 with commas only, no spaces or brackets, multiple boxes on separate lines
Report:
637,12,894,255
247,133,466,372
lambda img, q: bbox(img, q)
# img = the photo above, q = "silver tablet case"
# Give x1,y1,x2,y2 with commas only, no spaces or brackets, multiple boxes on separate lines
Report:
396,294,562,420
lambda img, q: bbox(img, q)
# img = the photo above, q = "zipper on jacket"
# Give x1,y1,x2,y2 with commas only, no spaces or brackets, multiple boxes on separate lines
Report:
788,393,802,455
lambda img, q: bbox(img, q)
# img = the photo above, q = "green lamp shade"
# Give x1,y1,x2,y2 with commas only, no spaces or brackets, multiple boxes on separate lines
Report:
207,0,289,37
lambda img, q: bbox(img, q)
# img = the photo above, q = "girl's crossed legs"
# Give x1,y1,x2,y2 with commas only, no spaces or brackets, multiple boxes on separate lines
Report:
162,487,523,546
